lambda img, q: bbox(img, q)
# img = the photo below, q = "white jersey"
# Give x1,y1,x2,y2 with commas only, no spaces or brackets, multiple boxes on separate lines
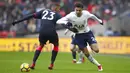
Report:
57,10,102,33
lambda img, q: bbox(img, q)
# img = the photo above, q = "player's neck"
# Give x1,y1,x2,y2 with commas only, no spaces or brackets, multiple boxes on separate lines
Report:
77,13,82,17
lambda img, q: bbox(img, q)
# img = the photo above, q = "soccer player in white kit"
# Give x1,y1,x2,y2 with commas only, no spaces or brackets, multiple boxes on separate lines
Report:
57,2,103,71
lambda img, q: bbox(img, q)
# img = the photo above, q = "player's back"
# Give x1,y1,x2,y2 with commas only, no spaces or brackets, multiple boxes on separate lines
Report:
35,9,61,34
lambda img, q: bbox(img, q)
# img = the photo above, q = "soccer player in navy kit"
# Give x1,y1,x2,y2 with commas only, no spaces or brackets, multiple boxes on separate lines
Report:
12,4,61,70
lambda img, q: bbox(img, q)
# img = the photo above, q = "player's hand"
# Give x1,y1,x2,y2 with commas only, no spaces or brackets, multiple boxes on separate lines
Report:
100,20,103,25
66,22,73,27
12,20,19,26
66,22,78,33
64,30,68,35
69,27,78,33
61,22,78,33
12,21,16,26
100,22,103,25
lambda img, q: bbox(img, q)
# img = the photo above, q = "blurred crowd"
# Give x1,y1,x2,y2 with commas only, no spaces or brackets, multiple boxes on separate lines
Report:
0,0,130,37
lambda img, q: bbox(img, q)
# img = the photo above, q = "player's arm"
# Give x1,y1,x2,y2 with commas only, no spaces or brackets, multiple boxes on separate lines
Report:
12,10,43,26
57,19,78,33
56,16,69,25
56,13,78,33
12,14,34,25
87,12,103,25
56,13,73,26
64,29,69,35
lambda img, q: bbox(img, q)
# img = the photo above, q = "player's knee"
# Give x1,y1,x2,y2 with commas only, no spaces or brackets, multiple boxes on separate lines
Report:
94,49,99,53
70,49,75,52
40,43,45,47
92,47,99,53
83,52,89,57
77,49,81,53
53,46,59,51
53,43,59,51
54,43,59,47
90,44,99,53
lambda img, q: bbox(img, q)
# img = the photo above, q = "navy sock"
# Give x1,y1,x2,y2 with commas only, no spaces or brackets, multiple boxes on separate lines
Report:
72,51,76,60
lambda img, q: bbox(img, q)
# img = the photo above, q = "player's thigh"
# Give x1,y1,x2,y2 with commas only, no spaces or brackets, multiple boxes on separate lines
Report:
49,33,59,46
75,34,87,50
86,31,98,50
86,31,97,43
90,43,99,53
70,38,77,51
85,31,99,53
39,33,48,45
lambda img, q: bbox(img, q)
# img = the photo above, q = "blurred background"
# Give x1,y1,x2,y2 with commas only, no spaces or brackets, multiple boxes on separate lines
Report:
0,0,130,38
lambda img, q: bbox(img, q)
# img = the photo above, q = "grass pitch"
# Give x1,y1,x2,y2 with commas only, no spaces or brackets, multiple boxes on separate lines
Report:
0,52,130,73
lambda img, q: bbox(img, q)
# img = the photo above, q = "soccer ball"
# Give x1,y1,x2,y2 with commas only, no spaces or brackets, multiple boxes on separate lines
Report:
20,63,30,72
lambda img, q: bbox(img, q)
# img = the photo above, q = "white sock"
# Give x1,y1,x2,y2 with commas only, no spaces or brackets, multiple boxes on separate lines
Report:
73,59,76,61
78,51,84,61
87,55,100,66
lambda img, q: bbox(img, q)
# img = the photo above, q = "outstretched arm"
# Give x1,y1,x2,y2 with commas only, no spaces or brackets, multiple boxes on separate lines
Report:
56,13,78,33
12,10,43,25
87,12,103,25
90,14,103,25
64,29,69,35
12,14,35,25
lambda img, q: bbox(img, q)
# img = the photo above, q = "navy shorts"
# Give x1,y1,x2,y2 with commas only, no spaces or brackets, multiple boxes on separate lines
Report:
39,32,59,46
71,36,77,45
74,31,97,49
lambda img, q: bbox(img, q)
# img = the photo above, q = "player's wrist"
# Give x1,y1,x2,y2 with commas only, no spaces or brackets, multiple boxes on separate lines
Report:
12,21,17,26
100,20,103,25
66,22,73,27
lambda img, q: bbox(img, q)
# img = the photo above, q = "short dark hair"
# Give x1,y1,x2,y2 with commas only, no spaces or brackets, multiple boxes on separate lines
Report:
49,3,60,9
50,3,60,9
74,2,83,8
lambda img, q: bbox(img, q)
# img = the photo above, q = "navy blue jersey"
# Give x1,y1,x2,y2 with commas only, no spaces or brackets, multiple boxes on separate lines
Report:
33,9,61,34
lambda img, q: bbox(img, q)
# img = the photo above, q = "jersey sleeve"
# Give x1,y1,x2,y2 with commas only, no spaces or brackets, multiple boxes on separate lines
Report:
55,13,62,21
85,11,102,23
56,13,72,25
33,10,44,19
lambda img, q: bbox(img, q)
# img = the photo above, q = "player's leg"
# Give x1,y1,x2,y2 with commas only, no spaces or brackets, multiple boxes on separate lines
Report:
76,50,85,64
71,36,85,64
70,44,77,63
82,47,102,71
90,43,99,53
87,31,103,71
30,34,47,69
75,32,102,71
48,33,59,70
70,36,78,63
89,43,102,71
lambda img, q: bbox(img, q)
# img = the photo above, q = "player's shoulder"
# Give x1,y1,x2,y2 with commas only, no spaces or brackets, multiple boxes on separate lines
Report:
66,11,75,17
82,10,90,14
70,11,75,14
56,12,62,18
70,11,76,15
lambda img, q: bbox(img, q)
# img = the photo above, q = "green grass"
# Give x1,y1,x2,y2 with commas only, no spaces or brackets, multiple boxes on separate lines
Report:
0,52,130,73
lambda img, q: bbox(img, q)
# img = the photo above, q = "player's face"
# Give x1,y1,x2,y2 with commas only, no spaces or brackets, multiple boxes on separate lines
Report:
75,7,83,17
